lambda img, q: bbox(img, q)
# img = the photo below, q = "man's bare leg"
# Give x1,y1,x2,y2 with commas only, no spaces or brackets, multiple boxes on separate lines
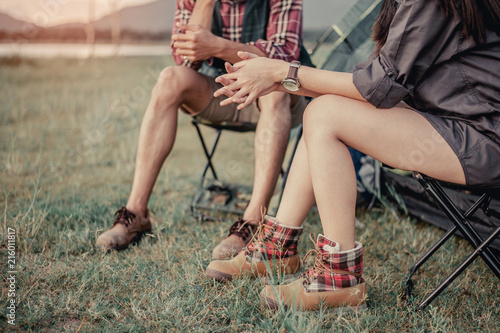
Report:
243,91,293,220
97,66,215,250
126,66,215,217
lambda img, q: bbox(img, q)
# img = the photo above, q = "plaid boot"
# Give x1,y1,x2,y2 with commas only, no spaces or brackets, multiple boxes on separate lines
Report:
261,233,367,311
206,215,303,282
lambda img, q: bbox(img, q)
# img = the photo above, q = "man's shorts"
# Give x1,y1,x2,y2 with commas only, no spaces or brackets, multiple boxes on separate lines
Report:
181,76,307,128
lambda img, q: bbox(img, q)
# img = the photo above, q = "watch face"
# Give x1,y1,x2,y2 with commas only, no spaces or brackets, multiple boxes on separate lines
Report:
282,79,299,91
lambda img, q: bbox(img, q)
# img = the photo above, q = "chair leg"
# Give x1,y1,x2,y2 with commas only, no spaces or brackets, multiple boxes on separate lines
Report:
417,226,500,309
406,190,496,305
406,225,457,305
192,120,220,180
406,173,500,309
414,174,500,278
190,120,223,217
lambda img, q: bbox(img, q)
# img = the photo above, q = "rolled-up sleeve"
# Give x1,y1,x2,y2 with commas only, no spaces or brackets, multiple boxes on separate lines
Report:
249,0,303,61
353,0,456,108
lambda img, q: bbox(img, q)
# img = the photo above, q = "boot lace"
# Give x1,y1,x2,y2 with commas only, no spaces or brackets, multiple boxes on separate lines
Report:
301,233,361,284
113,207,136,228
239,206,277,254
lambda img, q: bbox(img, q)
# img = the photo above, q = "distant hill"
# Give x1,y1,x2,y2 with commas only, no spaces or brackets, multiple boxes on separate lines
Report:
0,0,175,42
0,12,35,33
94,0,175,35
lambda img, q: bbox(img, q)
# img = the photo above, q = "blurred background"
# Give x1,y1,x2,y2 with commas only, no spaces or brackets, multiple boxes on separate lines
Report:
0,0,352,57
2,1,499,331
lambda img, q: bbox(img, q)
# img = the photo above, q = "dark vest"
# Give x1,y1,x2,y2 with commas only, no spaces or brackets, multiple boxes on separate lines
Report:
199,0,314,78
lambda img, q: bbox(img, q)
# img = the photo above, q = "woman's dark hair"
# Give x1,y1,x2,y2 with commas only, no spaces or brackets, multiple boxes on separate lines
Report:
372,0,398,54
372,0,500,54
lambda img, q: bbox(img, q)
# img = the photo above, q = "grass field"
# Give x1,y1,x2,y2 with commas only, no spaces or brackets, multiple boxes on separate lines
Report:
1,55,499,332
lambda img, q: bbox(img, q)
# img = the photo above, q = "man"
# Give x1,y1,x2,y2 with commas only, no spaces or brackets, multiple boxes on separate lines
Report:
96,0,313,258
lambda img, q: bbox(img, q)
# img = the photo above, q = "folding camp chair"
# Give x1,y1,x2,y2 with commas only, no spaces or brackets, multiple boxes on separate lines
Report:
190,0,383,219
406,172,500,309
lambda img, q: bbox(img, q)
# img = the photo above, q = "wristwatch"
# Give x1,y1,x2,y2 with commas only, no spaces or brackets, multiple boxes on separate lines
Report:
281,60,301,91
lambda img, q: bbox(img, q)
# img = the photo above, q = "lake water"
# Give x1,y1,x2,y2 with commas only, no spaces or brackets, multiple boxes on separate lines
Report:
0,43,172,58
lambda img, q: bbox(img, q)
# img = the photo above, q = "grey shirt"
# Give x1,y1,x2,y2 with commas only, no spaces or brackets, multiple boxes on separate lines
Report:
353,0,500,141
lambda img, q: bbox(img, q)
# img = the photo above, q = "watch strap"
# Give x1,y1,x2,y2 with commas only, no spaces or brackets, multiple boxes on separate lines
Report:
285,60,301,81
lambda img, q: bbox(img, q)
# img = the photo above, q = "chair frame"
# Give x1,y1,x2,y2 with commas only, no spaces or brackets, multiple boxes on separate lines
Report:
406,172,500,309
190,117,303,218
191,118,257,183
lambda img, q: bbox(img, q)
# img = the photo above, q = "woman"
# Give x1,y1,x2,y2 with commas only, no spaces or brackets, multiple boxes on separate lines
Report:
205,0,500,311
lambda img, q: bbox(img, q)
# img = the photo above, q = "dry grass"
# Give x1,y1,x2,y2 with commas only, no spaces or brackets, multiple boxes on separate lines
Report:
0,56,498,332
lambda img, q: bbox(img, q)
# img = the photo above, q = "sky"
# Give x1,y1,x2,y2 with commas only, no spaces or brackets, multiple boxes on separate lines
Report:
0,0,155,26
0,0,352,28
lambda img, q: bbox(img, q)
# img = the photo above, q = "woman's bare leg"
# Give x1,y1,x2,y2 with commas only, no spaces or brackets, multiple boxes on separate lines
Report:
300,95,465,250
275,138,316,225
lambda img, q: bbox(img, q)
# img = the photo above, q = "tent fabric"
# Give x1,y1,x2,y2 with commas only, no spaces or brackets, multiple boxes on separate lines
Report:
315,0,382,72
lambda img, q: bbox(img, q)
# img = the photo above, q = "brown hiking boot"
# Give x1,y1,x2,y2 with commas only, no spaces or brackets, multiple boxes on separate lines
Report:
206,215,303,282
96,207,152,251
212,218,257,259
260,233,367,311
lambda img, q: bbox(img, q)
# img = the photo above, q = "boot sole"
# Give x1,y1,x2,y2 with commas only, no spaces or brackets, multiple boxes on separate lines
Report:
261,295,281,310
260,273,299,286
97,229,151,252
206,267,233,282
260,294,367,312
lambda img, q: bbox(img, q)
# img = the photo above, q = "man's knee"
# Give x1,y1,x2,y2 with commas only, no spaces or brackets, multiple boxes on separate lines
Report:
257,92,295,133
152,66,194,104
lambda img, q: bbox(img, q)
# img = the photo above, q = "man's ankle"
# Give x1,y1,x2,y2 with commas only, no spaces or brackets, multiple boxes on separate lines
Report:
124,205,147,218
242,205,269,223
241,215,262,226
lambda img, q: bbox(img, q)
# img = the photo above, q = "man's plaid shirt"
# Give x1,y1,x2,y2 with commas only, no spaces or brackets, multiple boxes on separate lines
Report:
172,0,304,65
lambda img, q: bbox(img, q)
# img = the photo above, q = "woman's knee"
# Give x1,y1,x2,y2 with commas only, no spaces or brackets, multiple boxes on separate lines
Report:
303,95,345,142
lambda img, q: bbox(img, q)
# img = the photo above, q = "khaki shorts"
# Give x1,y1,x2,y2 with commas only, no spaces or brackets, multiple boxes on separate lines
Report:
181,76,307,128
